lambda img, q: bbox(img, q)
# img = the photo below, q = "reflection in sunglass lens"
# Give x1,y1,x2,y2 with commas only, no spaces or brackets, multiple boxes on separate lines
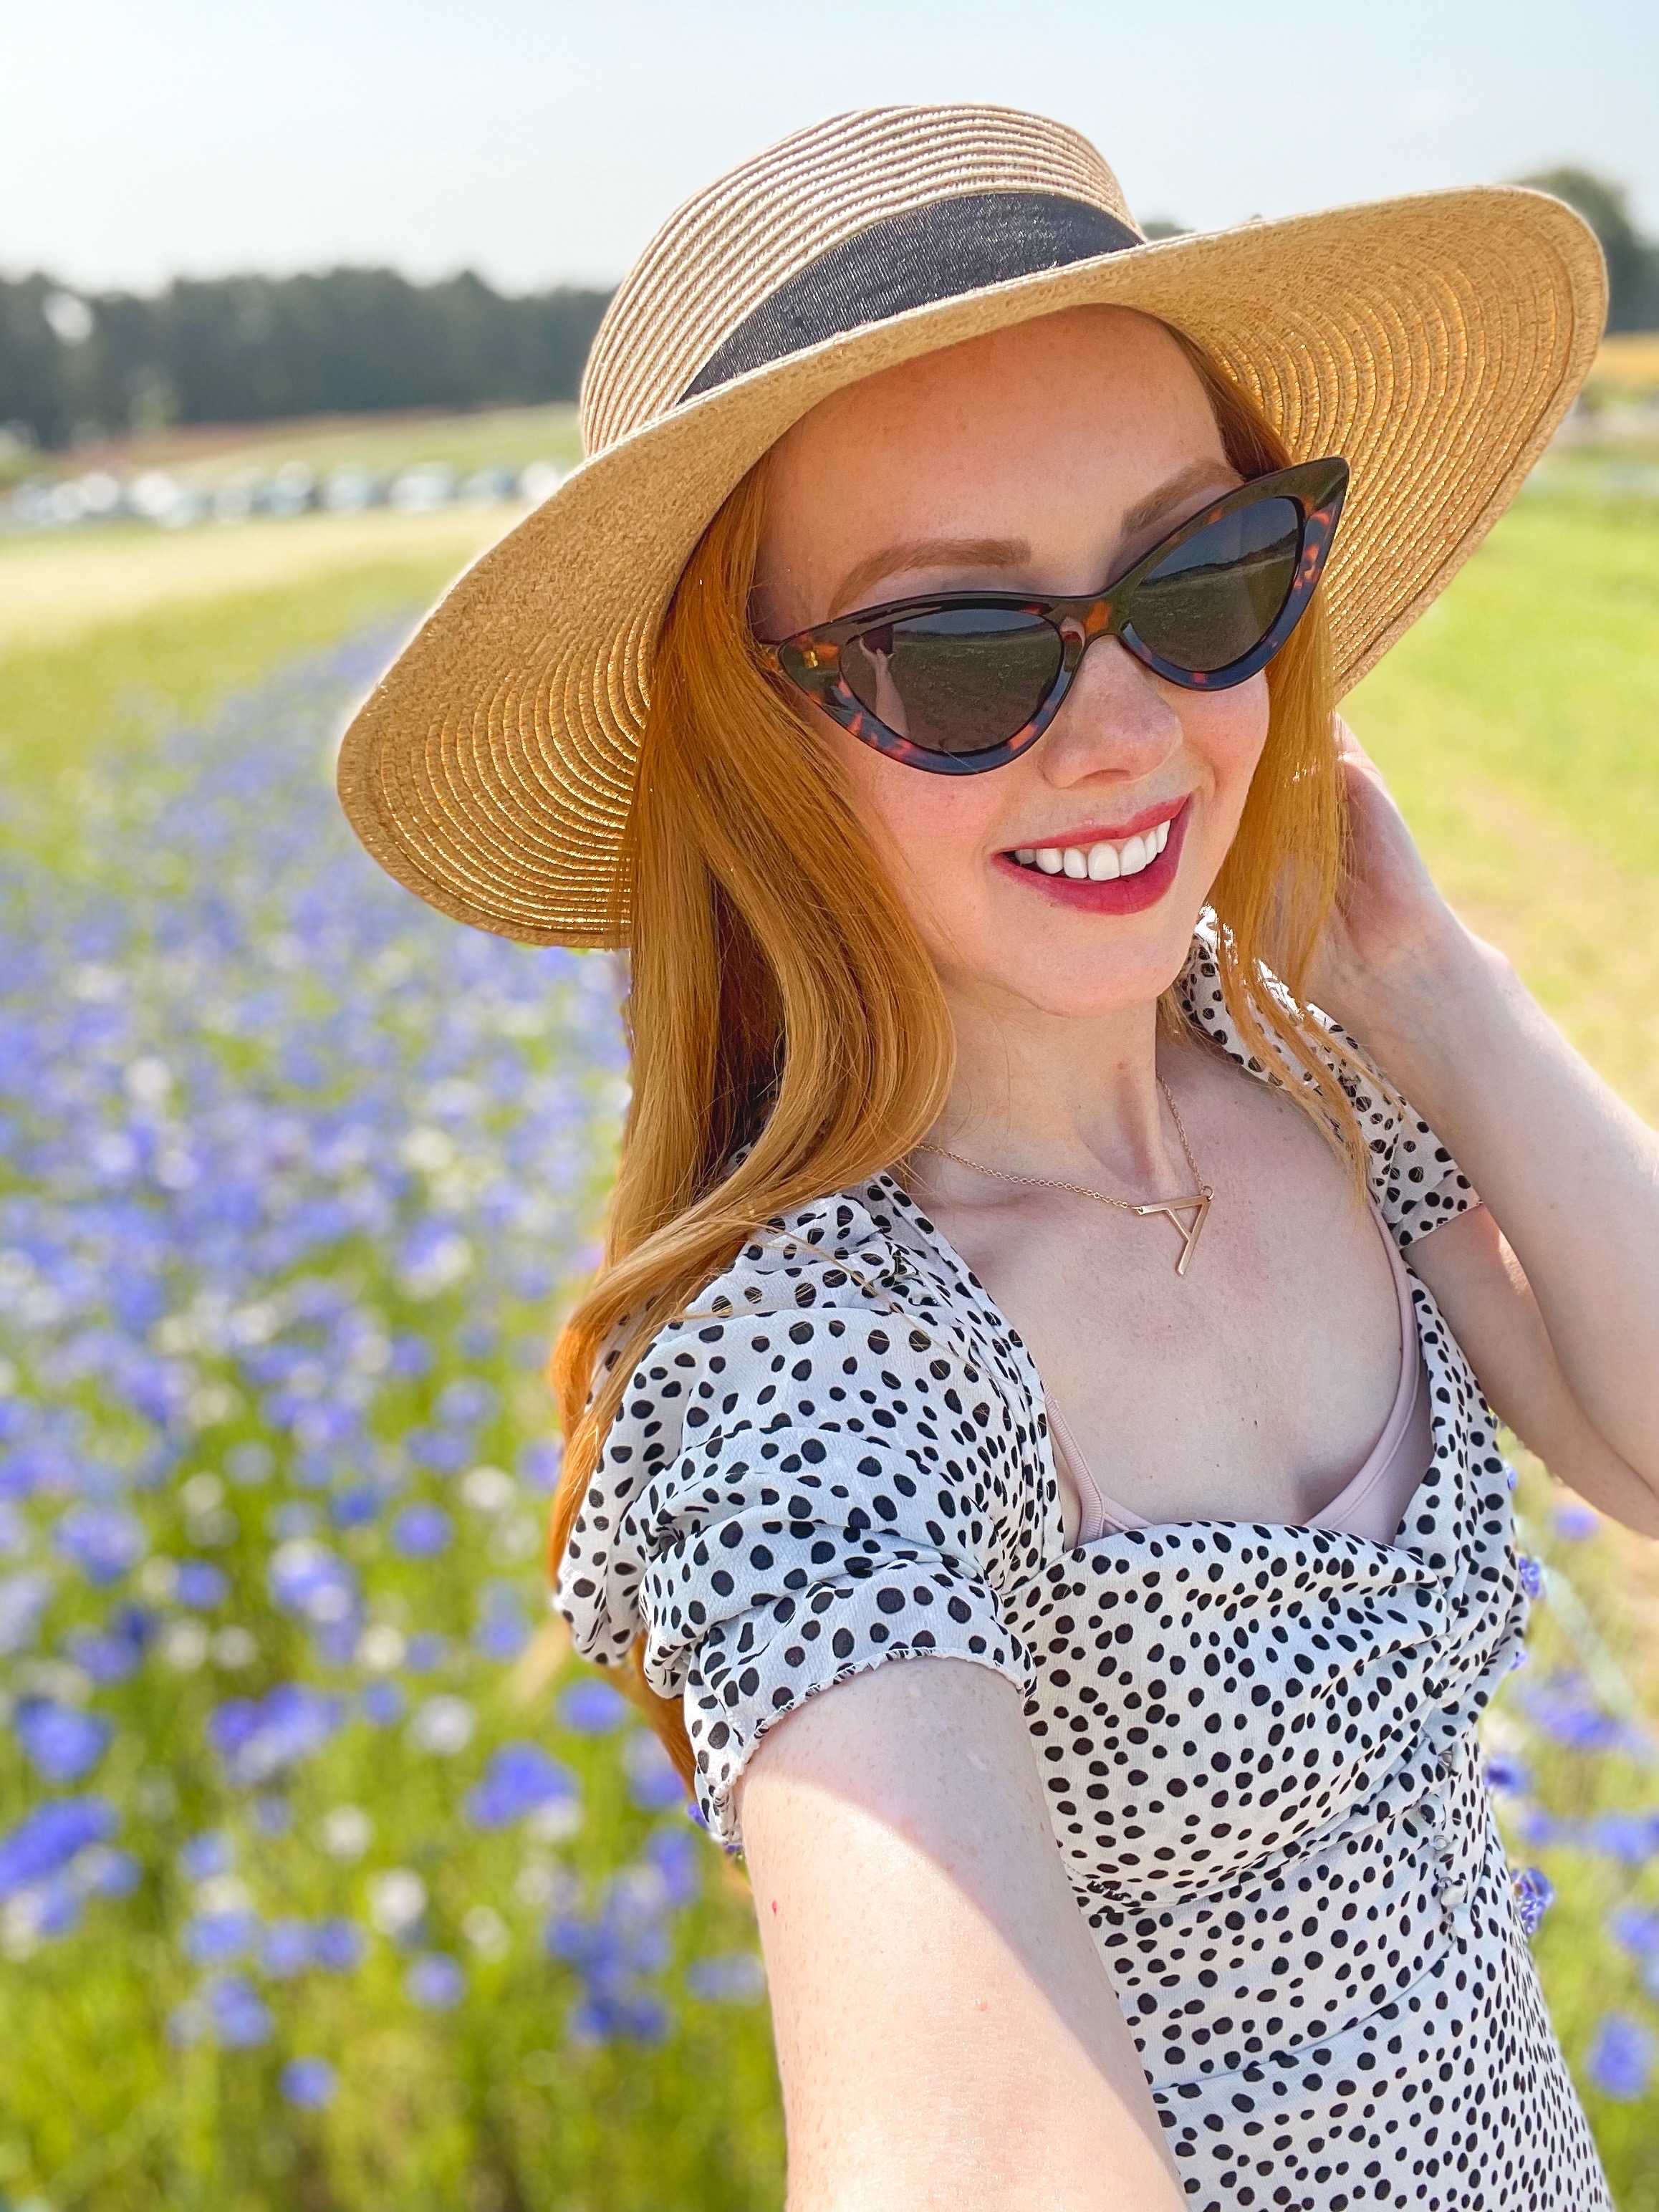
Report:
840,605,1063,756
1127,496,1301,673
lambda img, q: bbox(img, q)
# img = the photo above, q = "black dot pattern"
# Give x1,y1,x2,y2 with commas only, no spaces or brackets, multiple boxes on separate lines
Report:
557,930,1610,2208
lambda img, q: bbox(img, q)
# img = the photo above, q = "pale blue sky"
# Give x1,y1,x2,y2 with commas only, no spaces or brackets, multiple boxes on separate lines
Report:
5,0,1656,292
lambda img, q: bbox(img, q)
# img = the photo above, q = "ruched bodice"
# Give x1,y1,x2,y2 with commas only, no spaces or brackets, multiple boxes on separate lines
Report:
557,931,1610,2209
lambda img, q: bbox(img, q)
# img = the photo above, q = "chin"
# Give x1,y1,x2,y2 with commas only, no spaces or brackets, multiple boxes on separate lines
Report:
956,929,1200,1020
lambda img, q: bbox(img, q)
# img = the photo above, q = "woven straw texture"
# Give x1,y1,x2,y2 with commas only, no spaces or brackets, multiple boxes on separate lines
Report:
337,104,1605,948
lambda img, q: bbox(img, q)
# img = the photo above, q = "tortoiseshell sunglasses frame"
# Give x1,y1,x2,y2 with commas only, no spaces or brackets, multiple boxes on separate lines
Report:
757,455,1350,776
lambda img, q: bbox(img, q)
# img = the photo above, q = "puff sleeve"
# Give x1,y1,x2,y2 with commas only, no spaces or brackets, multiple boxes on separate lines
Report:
554,1203,1045,1849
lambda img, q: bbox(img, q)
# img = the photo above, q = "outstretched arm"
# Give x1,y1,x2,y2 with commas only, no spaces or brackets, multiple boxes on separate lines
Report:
1309,723,1659,1528
739,1657,1185,2212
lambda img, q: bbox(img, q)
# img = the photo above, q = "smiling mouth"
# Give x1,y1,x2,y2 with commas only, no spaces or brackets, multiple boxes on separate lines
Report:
1010,816,1175,883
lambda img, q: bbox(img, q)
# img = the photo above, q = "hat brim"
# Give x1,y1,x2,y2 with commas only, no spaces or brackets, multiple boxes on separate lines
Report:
337,186,1603,948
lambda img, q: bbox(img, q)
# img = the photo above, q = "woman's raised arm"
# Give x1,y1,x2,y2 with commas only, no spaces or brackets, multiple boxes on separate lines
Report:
738,1657,1185,2212
1311,727,1659,1522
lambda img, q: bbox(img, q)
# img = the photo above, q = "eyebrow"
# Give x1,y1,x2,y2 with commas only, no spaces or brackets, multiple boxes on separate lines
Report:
827,459,1245,618
830,537,1029,617
1118,458,1242,540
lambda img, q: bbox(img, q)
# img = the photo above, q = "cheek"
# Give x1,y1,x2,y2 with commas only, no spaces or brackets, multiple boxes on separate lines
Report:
1188,675,1271,842
822,722,997,936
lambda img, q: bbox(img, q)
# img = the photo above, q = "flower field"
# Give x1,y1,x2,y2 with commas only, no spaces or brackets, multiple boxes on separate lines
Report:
0,637,782,2211
1,473,1658,2210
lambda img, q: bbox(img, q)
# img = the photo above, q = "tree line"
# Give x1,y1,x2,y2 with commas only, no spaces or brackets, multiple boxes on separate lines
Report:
1,168,1653,451
0,267,612,448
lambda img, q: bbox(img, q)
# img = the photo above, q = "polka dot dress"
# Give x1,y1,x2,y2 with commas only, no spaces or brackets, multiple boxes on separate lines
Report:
557,930,1610,2210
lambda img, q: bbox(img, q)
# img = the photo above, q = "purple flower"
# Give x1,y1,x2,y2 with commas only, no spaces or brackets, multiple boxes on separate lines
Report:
643,1824,701,1908
686,1951,766,2003
207,1683,342,1787
464,1742,578,1830
405,1952,466,2010
1512,1866,1554,1937
1608,1903,1659,1959
1586,2012,1654,2100
185,1909,261,1965
360,1680,404,1726
623,1728,687,1814
14,1698,111,1784
0,1796,117,1900
558,1679,630,1736
1554,1499,1600,1541
206,1973,274,2049
262,1916,364,1977
54,1503,146,1585
268,1539,357,1627
280,2057,337,2110
175,1559,229,1608
390,1504,452,1559
1483,1753,1530,1797
1516,1554,1547,1602
178,1831,233,1882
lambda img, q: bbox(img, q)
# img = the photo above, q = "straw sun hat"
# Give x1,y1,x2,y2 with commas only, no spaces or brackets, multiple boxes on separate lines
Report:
336,104,1605,948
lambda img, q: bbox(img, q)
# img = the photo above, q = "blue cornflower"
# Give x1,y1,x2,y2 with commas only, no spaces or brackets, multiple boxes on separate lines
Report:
206,1974,274,2049
185,1909,261,1966
0,1796,117,1900
14,1698,110,1784
53,1503,146,1585
1586,2013,1654,2101
178,1831,233,1882
1483,1752,1531,1797
558,1679,630,1736
207,1683,342,1787
465,1743,579,1830
390,1504,452,1559
686,1953,766,2004
1607,1903,1659,1959
175,1559,229,1608
1516,1554,1547,1602
623,1728,688,1814
279,2057,338,2110
1511,1866,1554,1937
405,1952,466,2010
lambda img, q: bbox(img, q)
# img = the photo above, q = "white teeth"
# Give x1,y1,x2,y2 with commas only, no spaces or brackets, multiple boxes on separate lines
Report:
1014,813,1177,880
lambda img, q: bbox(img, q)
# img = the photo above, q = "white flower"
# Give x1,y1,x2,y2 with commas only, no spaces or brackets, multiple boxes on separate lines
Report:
368,1868,427,1934
410,1696,475,1756
462,1905,510,1960
319,1806,372,1862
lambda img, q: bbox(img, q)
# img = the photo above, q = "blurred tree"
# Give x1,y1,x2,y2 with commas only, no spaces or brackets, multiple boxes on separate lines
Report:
1517,168,1659,332
0,267,613,447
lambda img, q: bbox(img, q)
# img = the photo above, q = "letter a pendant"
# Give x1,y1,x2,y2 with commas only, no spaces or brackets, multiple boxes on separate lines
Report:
1132,1188,1213,1278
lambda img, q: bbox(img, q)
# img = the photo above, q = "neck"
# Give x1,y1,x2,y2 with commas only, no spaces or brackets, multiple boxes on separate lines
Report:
928,976,1186,1193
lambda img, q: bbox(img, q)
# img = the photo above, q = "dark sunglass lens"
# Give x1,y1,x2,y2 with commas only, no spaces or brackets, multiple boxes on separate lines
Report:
1129,496,1302,673
840,605,1063,755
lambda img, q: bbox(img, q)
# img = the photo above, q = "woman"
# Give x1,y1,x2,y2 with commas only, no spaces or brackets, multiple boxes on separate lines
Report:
338,106,1657,2211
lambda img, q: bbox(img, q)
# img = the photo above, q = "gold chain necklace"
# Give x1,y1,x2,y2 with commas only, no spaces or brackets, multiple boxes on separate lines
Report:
914,1077,1214,1279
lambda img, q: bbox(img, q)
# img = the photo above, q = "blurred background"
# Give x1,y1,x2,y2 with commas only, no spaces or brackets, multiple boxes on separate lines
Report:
1,4,1658,2208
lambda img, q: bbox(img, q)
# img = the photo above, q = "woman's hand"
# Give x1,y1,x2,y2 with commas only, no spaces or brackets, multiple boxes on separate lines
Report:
1302,718,1466,1045
1304,715,1659,1524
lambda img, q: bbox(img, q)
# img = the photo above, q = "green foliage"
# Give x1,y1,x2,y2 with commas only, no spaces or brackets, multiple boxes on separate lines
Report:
1,269,612,448
1518,168,1659,333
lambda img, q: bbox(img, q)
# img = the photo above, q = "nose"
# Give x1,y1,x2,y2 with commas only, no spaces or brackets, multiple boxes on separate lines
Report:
1037,634,1183,789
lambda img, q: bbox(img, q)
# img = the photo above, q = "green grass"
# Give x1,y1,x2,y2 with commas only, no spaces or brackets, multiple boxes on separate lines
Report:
0,509,512,865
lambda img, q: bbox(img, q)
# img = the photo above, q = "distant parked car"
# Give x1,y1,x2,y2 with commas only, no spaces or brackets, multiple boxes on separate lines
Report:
323,465,383,514
388,464,458,514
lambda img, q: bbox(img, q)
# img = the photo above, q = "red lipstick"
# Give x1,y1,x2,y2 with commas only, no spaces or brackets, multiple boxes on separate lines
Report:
994,797,1191,916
